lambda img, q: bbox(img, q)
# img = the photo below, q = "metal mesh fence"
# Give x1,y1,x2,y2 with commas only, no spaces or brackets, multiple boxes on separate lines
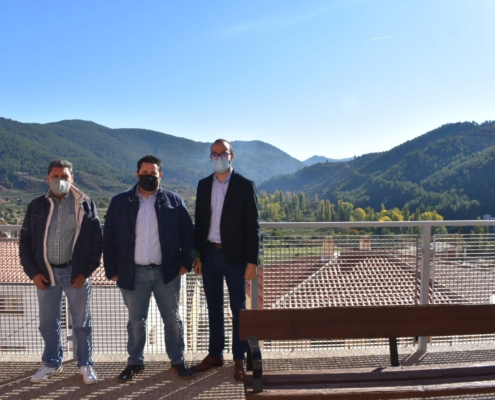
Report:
260,234,421,350
90,271,233,355
260,233,495,350
262,234,422,308
2,231,495,356
0,284,49,354
431,233,495,346
0,238,233,357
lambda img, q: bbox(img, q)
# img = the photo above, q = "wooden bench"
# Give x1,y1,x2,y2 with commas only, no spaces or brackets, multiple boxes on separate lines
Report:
240,304,495,399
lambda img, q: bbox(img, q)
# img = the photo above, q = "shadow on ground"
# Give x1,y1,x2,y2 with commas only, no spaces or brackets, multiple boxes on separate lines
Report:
0,360,244,400
1,349,495,399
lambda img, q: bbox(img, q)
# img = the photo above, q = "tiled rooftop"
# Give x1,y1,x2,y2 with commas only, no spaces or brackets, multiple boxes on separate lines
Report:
0,240,29,284
0,240,113,286
269,252,462,309
433,261,495,304
4,240,491,309
259,257,324,309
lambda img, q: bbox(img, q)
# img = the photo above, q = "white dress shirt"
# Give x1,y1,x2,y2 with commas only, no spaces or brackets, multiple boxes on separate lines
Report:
134,188,162,265
207,171,232,243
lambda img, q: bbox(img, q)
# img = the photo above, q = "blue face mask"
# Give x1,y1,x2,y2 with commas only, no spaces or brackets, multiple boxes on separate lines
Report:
211,158,231,173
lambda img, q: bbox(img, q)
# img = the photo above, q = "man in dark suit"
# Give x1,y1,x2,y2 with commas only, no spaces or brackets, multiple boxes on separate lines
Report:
191,139,260,380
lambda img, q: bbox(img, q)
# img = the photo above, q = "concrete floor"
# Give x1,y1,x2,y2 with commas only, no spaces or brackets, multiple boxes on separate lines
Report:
1,345,495,400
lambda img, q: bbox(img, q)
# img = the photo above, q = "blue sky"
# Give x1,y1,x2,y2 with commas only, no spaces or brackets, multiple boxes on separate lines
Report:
1,0,494,161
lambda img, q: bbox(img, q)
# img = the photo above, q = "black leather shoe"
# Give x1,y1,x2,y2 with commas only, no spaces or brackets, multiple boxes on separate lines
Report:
118,364,145,381
170,362,193,379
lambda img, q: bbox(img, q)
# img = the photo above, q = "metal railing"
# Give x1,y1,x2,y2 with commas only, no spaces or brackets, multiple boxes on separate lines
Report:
1,220,495,359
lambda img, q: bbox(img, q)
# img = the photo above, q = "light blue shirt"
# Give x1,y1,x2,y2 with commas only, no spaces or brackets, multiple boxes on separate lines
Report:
207,170,232,243
134,188,162,265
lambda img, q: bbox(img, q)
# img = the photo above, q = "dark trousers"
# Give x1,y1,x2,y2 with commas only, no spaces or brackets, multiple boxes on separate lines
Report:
202,246,247,361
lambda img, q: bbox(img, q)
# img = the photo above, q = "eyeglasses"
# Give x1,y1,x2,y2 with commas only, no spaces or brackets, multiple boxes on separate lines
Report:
210,152,230,160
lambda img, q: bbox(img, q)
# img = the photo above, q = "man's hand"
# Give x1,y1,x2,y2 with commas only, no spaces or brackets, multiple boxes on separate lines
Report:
111,275,118,281
245,263,258,280
179,266,188,276
193,258,202,275
71,274,87,288
33,273,49,290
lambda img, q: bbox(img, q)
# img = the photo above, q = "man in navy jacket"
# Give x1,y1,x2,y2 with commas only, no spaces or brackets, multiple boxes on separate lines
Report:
20,159,102,385
104,155,195,381
192,139,260,381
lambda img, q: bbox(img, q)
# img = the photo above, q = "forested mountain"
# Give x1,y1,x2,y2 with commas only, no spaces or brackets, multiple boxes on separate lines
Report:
3,117,495,221
303,155,352,166
260,153,379,194
259,121,495,220
0,118,304,194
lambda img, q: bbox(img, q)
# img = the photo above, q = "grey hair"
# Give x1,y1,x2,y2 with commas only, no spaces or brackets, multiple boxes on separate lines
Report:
47,160,73,175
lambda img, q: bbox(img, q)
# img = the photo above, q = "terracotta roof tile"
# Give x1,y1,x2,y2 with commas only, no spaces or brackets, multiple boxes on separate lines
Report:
270,252,463,309
0,240,112,285
0,240,29,283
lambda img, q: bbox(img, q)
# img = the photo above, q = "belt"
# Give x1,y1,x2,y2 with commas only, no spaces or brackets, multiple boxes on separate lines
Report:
50,261,72,269
136,264,161,268
208,241,222,249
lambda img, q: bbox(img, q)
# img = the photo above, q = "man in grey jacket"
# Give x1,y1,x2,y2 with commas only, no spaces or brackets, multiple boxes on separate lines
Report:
20,160,102,384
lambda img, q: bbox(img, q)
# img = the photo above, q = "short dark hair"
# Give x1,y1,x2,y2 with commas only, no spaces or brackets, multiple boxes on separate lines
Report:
47,160,73,175
211,139,234,154
137,155,162,172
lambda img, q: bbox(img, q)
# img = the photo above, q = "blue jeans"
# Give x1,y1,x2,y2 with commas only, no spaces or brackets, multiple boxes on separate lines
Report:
37,266,93,367
202,246,246,361
120,265,185,366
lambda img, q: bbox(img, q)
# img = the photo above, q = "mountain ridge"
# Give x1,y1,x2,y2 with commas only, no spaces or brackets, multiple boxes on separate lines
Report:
0,117,304,193
2,116,495,220
259,121,495,219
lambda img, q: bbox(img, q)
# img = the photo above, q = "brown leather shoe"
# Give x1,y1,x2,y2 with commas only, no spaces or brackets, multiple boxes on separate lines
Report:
234,360,245,381
190,354,224,372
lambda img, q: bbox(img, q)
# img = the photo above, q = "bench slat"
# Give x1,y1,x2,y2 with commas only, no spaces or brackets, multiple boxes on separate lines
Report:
240,305,495,341
245,373,495,399
244,362,495,385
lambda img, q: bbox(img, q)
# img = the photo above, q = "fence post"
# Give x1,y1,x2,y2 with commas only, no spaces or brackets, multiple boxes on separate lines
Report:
418,223,432,352
251,270,259,310
67,301,78,362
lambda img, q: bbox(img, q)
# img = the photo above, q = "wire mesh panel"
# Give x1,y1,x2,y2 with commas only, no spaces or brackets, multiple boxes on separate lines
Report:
261,234,420,350
0,238,54,354
0,283,46,354
3,230,495,356
431,233,495,345
89,267,233,356
432,234,495,304
1,236,235,357
90,284,127,354
182,274,233,355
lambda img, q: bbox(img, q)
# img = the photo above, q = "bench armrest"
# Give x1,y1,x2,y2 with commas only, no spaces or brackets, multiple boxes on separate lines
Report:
247,336,263,393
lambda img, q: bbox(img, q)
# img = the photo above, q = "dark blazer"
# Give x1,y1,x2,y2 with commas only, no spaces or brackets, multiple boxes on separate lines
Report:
195,170,260,266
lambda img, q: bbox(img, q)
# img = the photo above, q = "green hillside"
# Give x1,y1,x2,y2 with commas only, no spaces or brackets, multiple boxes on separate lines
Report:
0,118,304,194
260,152,379,195
259,121,495,220
3,117,495,222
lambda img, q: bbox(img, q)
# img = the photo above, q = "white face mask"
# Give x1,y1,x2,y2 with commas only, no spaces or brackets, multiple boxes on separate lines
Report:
211,158,230,173
49,178,71,196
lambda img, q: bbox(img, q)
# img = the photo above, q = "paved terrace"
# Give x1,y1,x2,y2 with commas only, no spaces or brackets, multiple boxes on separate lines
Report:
2,221,495,399
1,345,495,400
